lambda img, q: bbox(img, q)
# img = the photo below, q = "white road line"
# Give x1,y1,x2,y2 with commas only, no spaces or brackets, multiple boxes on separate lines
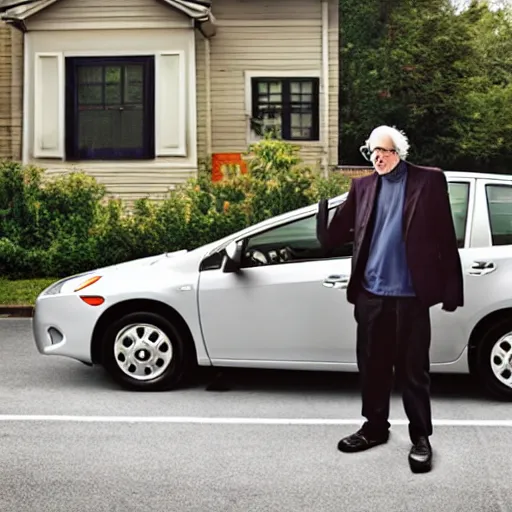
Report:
0,416,511,426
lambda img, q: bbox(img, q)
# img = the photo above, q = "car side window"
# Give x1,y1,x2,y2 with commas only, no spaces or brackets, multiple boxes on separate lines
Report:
448,181,470,248
242,212,352,268
485,184,512,246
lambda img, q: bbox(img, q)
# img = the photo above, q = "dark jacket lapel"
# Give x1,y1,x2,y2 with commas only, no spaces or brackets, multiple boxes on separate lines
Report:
403,161,426,239
359,171,379,234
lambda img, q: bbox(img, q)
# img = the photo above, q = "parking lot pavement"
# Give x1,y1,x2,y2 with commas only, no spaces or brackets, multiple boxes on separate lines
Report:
1,319,512,512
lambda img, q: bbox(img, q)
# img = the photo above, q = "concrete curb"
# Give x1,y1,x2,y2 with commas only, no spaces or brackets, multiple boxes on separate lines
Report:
0,306,34,318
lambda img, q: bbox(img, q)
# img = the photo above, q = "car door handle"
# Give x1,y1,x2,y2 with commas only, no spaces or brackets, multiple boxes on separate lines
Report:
323,274,350,289
468,261,496,276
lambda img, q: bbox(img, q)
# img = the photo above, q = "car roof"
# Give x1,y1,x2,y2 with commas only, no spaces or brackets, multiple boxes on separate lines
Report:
444,170,512,181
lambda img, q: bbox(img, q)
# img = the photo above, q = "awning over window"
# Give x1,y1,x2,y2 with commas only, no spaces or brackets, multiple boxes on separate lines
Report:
0,0,216,36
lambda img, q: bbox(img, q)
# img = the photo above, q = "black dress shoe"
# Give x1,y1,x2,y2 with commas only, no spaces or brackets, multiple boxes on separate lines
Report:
408,437,433,473
337,428,389,453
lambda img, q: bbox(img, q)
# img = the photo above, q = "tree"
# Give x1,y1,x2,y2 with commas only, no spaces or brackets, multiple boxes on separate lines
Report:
339,0,512,173
451,1,512,172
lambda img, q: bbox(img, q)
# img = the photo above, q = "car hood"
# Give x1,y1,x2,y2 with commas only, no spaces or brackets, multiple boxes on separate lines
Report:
42,249,190,296
97,249,189,274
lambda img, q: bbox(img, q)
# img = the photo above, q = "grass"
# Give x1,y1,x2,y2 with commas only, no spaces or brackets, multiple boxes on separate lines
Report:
0,278,58,306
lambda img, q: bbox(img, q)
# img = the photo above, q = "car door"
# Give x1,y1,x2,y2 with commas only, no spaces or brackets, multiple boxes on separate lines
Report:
197,211,358,365
429,177,476,363
430,176,512,364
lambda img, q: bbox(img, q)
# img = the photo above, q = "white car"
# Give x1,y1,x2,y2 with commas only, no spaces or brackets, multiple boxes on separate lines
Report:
32,170,512,400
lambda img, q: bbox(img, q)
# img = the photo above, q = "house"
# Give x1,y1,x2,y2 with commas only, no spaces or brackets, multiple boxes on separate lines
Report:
0,0,339,201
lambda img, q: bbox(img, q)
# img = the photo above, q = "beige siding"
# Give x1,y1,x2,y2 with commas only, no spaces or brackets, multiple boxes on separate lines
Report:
212,0,322,20
0,23,23,161
195,30,208,162
207,0,339,168
41,166,197,202
26,0,190,27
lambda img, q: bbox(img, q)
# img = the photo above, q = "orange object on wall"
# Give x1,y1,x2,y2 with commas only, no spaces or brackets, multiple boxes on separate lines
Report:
211,153,248,182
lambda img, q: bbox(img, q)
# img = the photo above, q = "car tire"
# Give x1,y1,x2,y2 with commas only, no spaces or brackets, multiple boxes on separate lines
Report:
474,319,512,401
101,311,194,391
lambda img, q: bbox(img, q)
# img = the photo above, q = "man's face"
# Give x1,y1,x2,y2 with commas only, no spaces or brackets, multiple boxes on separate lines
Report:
369,135,400,175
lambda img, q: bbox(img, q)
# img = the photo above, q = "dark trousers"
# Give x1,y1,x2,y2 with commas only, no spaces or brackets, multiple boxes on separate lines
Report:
354,290,433,443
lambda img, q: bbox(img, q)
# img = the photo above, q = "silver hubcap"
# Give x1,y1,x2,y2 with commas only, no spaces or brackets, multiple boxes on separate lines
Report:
114,323,173,381
490,333,512,388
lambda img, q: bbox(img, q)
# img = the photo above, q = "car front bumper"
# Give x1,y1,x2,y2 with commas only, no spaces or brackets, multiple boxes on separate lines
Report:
32,294,105,364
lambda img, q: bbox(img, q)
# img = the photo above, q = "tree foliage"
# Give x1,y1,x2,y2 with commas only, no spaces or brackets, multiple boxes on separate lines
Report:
340,0,512,173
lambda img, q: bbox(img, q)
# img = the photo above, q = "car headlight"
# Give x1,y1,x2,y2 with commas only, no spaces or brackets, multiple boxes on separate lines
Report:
42,272,100,296
44,279,68,296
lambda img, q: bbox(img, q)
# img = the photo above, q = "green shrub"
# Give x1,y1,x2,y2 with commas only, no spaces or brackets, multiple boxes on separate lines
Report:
0,139,350,279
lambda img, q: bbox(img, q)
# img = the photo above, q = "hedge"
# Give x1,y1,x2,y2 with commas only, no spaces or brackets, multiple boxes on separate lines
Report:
0,138,351,279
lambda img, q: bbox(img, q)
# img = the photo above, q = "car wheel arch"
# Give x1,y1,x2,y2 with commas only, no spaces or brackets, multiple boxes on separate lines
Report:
467,307,512,373
90,298,198,366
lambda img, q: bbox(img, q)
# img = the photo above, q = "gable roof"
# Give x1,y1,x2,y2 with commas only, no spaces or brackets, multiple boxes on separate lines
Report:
0,0,216,36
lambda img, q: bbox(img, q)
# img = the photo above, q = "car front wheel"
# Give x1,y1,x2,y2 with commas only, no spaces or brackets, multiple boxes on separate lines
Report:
475,319,512,401
101,311,193,391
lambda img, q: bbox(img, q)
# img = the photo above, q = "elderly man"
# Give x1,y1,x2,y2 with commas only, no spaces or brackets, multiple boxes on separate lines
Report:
316,125,463,473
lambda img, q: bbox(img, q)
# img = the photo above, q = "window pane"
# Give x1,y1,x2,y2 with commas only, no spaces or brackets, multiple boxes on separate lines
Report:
125,84,143,104
105,66,121,83
291,127,311,139
290,82,301,94
78,109,144,151
119,110,144,148
78,66,102,84
485,184,512,246
79,110,117,150
124,65,143,103
258,108,282,138
125,65,142,83
291,93,313,103
448,182,470,248
256,80,282,102
290,80,313,103
246,215,320,251
105,84,121,104
269,82,281,95
244,213,352,265
290,110,313,140
301,82,313,94
78,84,102,105
258,82,269,94
254,79,283,138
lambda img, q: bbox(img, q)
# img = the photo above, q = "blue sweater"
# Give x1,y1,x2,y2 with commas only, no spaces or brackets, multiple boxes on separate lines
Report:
363,161,415,297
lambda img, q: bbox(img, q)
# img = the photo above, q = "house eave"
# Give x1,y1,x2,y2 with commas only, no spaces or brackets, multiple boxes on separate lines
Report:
0,0,216,36
1,14,27,30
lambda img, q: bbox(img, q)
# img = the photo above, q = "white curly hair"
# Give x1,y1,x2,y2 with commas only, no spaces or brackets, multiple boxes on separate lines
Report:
364,125,410,159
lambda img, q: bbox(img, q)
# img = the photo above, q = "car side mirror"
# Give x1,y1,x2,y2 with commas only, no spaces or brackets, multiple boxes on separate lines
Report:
223,240,243,273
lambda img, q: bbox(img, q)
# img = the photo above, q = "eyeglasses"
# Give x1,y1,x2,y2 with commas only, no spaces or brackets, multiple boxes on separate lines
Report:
359,145,397,162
